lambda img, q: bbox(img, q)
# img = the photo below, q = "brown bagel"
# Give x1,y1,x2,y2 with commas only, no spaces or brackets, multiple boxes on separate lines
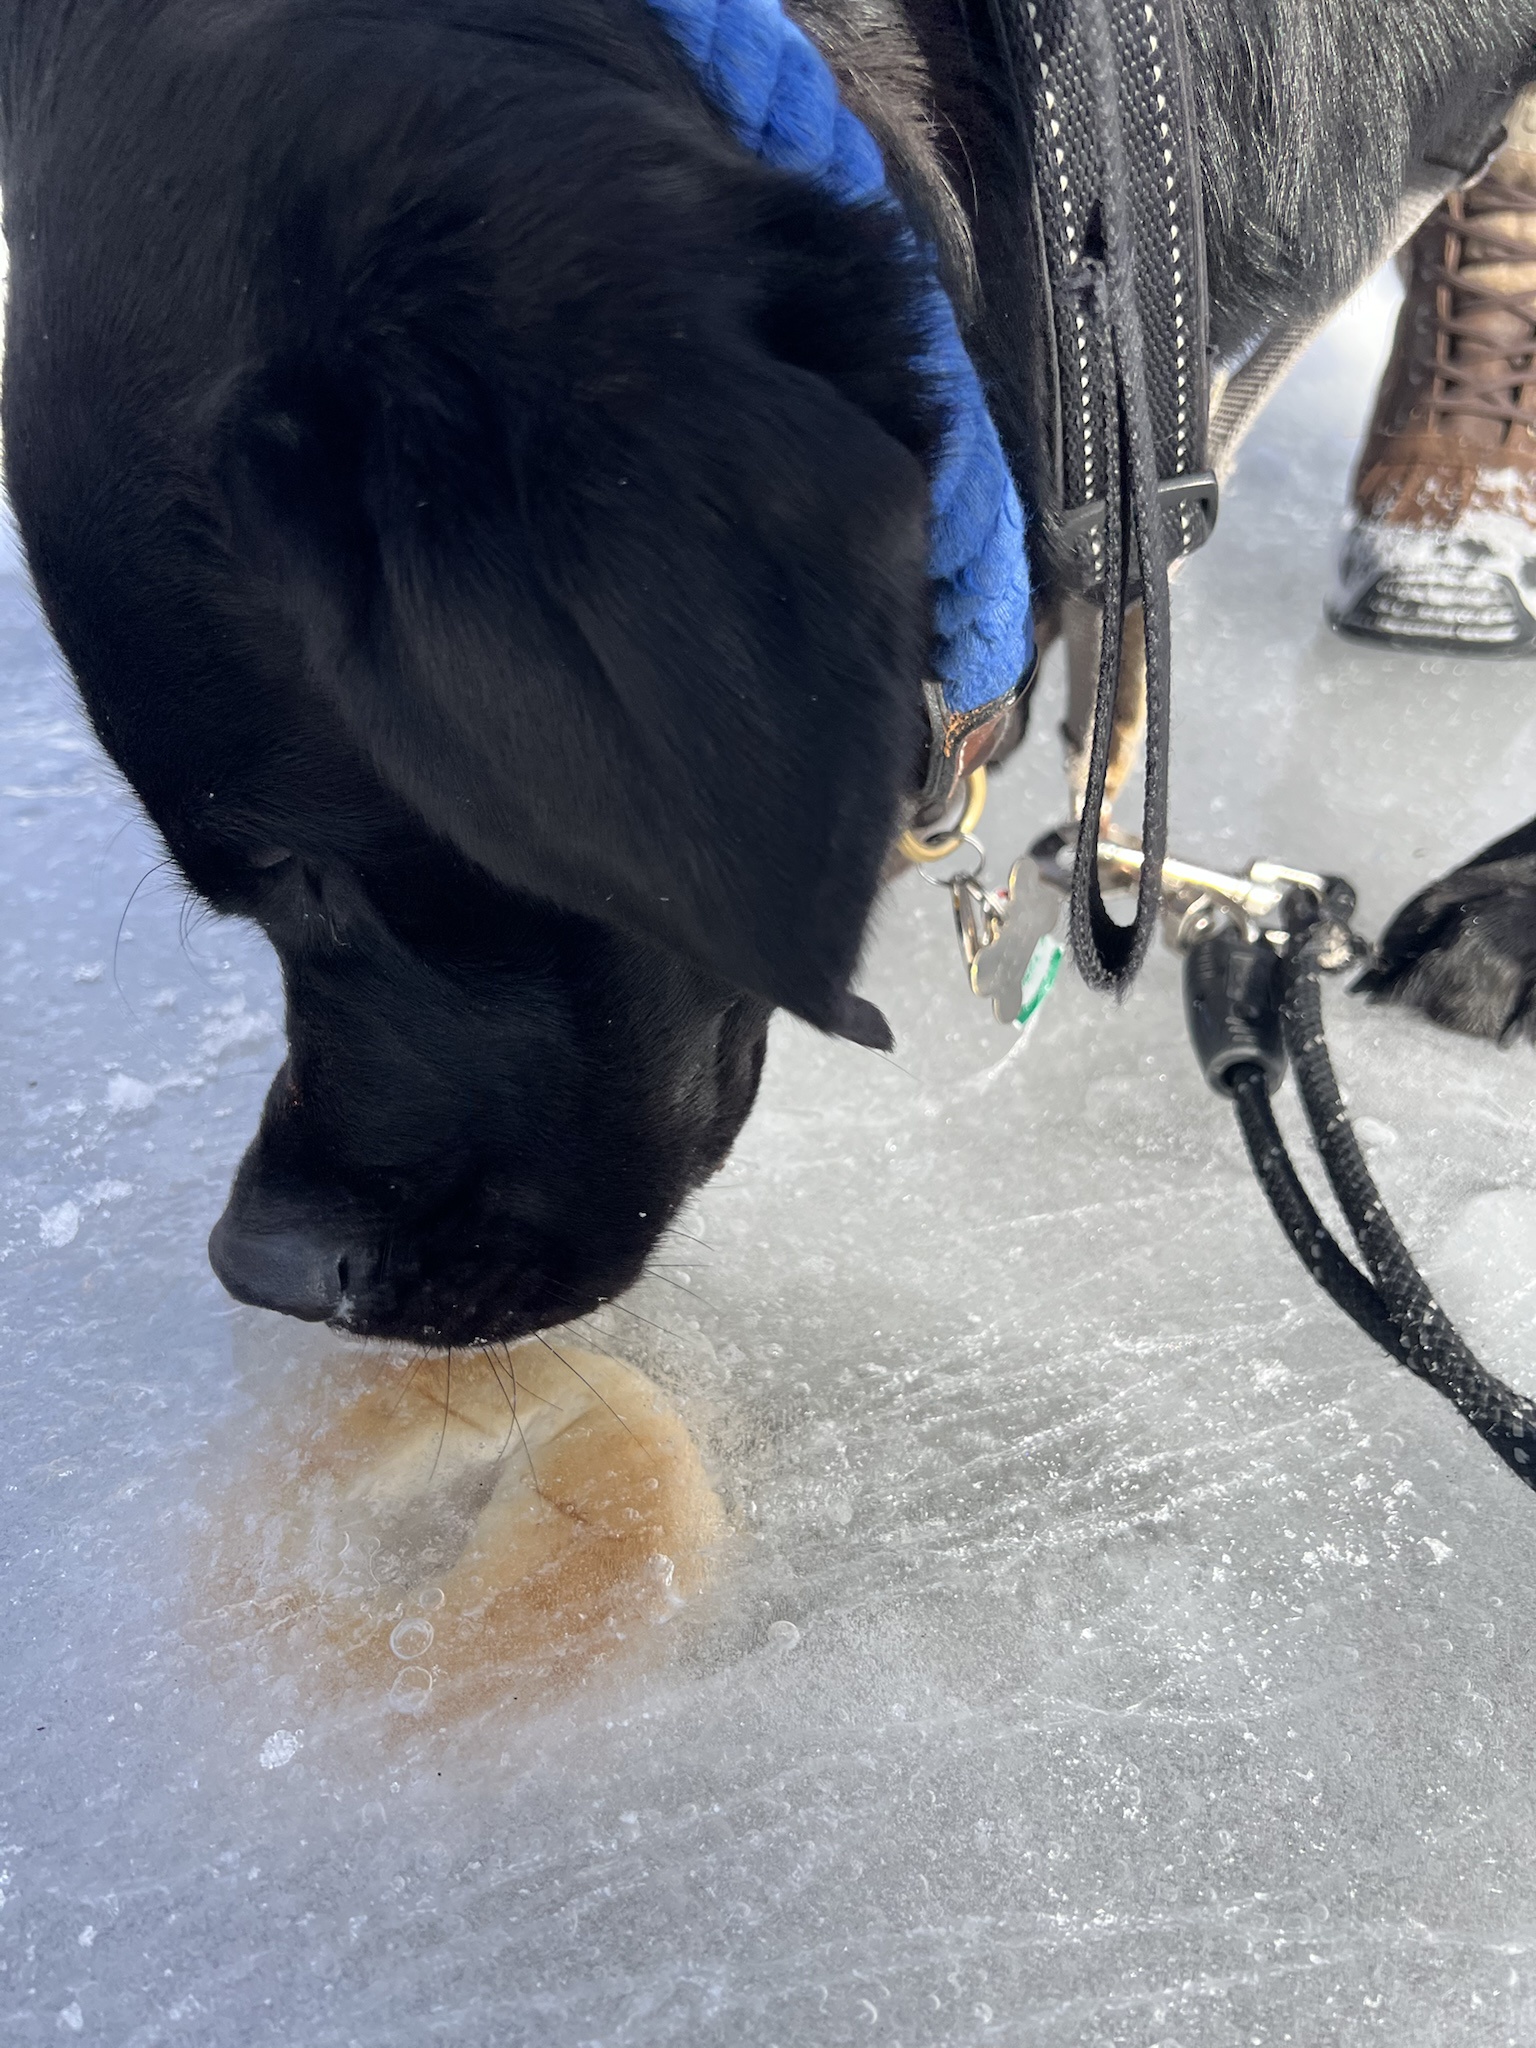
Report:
194,1339,725,1725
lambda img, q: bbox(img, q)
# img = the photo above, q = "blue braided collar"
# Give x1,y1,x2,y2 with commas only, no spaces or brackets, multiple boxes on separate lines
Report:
643,0,1034,718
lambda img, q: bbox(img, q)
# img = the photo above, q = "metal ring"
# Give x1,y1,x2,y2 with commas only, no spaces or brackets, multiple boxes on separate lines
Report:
896,767,989,864
915,833,988,888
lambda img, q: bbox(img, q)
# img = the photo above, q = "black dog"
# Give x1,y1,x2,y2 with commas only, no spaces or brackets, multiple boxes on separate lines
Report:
3,0,1533,1345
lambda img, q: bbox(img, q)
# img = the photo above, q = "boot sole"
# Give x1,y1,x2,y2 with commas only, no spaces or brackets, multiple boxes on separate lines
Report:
1329,513,1536,657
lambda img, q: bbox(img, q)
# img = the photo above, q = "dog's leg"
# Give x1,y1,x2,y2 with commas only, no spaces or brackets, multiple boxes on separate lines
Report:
1060,597,1148,825
1355,816,1536,1042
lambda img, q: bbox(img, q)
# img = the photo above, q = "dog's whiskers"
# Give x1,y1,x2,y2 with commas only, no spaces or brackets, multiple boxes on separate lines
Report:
486,1342,542,1494
532,1331,646,1454
112,858,175,1022
480,1340,519,1468
642,1270,717,1310
427,1345,453,1484
661,1223,715,1252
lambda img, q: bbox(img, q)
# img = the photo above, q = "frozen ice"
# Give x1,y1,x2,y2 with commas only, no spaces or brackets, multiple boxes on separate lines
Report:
35,1202,79,1249
5,270,1536,2045
257,1731,303,1772
102,1072,157,1116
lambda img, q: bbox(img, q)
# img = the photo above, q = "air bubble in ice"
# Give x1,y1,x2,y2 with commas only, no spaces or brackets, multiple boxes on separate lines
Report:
388,1617,434,1661
389,1667,433,1714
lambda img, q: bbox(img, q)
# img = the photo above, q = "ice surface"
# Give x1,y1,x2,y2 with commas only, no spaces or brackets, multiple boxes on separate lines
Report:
6,272,1536,2045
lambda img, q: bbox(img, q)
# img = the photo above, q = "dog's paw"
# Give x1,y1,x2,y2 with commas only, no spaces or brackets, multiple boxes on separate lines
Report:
1354,849,1536,1045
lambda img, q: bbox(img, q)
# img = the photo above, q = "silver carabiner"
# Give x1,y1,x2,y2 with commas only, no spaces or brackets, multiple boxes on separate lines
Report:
1029,827,1346,949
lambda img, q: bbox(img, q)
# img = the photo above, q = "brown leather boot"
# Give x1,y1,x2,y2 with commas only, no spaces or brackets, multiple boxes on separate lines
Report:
1333,98,1536,653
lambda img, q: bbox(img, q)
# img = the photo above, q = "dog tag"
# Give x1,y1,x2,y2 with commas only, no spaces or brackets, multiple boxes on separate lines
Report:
970,858,1066,1028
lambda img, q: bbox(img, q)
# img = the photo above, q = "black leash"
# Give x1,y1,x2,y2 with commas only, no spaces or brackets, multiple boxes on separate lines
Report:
1185,902,1536,1488
1010,0,1218,992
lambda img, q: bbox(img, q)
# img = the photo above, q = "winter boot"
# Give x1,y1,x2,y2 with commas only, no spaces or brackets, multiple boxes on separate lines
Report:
1332,92,1536,653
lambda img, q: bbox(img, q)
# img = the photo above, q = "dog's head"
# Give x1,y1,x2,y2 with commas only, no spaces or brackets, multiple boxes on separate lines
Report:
3,0,941,1342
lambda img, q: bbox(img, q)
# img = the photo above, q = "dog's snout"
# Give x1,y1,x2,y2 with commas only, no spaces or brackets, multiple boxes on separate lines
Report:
208,1208,352,1322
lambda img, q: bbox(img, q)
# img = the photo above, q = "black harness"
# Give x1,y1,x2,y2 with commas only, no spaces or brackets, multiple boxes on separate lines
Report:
1018,0,1216,593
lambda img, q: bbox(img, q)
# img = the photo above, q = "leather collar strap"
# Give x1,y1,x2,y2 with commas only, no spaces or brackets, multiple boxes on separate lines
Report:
1010,0,1217,990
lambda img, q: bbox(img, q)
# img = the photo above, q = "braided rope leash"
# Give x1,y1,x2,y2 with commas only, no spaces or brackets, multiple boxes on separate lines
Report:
1279,935,1536,1481
644,0,1034,718
1187,912,1536,1491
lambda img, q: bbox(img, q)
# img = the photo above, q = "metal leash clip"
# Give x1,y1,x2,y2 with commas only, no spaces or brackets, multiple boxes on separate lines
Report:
1028,825,1361,965
910,781,1362,1036
1022,824,1367,1096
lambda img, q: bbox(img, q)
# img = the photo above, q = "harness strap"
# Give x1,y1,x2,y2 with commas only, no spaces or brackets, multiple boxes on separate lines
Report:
1011,0,1214,990
1022,0,1214,588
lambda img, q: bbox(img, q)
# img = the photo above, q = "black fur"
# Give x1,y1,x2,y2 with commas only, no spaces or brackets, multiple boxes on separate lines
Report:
1356,823,1536,1044
1,0,1533,1342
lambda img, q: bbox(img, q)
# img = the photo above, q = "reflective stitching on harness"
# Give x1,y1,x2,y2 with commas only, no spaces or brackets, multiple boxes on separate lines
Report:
1028,0,1107,585
1146,1,1192,550
1027,2,1096,510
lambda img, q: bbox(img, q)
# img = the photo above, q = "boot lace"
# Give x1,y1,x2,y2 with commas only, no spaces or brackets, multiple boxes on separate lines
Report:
1421,176,1536,435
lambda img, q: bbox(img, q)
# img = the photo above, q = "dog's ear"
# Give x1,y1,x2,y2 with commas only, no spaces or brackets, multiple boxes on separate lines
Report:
219,178,934,1045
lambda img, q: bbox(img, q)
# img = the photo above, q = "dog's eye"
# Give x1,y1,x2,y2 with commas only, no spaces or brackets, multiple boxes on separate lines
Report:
248,846,294,871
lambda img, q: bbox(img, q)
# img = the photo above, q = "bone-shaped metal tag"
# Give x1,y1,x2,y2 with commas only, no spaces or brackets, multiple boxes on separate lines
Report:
969,858,1066,1027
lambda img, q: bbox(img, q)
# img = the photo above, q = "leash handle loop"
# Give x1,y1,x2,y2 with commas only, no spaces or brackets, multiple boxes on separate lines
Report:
1066,0,1172,992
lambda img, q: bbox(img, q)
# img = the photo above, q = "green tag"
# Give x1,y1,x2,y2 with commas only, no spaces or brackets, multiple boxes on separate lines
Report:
1015,934,1062,1028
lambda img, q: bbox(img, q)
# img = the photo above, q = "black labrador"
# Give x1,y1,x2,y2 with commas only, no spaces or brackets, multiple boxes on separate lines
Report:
2,0,1532,1345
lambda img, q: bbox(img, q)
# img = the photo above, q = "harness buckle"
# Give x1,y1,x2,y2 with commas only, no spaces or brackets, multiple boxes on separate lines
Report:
1052,471,1221,598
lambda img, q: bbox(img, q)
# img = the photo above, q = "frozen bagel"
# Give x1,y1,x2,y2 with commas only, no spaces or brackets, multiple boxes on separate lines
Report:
198,1339,725,1722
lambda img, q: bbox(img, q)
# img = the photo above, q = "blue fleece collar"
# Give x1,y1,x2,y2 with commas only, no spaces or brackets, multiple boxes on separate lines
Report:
644,0,1035,717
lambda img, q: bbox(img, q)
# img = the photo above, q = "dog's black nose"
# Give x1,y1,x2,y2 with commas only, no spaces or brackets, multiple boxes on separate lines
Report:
208,1209,350,1322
